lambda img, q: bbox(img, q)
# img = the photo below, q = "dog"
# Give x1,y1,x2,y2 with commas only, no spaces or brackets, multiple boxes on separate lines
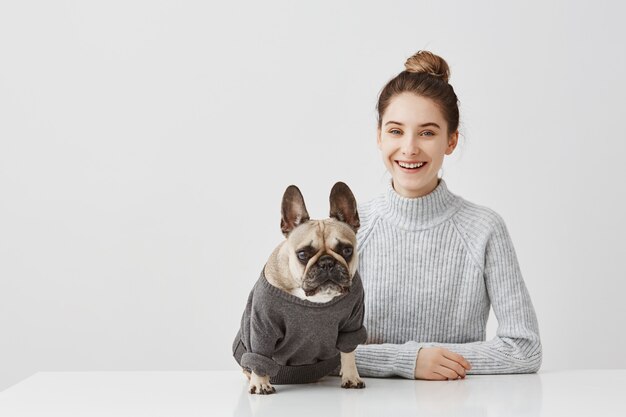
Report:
232,182,367,394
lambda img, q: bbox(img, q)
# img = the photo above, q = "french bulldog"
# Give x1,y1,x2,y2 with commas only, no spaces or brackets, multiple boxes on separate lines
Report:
232,182,367,394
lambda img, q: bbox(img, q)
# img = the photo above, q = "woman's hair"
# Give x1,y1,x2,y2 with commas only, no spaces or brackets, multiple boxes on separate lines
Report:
376,50,459,135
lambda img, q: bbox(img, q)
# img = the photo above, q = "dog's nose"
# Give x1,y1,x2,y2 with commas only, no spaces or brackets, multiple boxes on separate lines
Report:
318,255,335,270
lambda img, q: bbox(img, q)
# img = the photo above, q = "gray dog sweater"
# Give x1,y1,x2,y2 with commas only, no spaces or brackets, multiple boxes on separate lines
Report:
232,267,367,384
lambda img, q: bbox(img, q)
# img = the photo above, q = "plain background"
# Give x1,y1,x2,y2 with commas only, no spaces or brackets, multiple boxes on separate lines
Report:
1,0,625,392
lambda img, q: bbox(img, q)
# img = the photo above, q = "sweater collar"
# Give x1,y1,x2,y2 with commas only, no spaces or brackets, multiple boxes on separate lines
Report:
381,176,462,230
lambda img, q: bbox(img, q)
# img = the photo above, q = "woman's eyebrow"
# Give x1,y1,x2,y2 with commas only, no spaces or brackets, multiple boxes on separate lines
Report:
385,121,441,129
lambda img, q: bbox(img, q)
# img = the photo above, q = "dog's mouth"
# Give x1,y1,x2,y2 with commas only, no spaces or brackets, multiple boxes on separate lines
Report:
302,259,352,297
303,281,350,297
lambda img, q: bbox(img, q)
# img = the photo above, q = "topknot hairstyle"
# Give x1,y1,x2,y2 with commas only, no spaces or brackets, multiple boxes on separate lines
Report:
404,50,451,83
377,50,459,135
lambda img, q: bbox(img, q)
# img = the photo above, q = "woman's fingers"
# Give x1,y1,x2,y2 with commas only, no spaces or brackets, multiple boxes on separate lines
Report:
441,349,472,370
429,371,449,381
435,365,461,380
440,356,466,378
414,347,471,380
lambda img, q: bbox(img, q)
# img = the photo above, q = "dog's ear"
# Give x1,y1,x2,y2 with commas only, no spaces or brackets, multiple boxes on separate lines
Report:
281,185,310,236
329,182,360,233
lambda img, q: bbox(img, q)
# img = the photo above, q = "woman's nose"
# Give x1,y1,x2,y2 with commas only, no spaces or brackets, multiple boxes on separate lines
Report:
401,136,420,156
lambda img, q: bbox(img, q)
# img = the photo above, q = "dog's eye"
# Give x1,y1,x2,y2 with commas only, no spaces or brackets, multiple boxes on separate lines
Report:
342,247,353,258
297,251,309,262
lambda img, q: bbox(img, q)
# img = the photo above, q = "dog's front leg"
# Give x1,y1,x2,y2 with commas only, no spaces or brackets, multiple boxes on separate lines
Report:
340,350,365,388
248,371,276,395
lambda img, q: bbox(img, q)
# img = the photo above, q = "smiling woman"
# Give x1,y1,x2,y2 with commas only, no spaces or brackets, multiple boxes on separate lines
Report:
377,92,458,198
375,51,460,199
353,50,542,381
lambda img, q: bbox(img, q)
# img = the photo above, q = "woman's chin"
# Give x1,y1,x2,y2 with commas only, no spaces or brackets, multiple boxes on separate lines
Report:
393,176,437,198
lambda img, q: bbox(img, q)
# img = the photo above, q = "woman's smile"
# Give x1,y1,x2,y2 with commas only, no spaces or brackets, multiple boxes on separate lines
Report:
395,160,428,172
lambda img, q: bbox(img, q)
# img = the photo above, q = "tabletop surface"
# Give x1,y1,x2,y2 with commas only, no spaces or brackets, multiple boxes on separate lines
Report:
0,370,624,416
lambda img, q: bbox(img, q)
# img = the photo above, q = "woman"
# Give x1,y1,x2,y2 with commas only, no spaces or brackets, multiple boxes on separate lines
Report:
354,50,542,380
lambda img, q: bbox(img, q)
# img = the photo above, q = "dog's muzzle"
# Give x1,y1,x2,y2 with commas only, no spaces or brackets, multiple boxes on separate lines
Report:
303,255,351,296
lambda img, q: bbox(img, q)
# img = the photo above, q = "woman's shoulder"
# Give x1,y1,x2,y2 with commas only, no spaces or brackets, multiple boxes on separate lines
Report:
451,195,512,251
447,196,516,271
355,195,385,249
356,195,382,223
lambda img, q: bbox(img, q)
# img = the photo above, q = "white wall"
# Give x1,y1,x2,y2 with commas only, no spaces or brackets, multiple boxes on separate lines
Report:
1,0,625,391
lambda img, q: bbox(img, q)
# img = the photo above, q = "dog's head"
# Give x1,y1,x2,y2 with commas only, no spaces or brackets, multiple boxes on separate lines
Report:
280,182,360,298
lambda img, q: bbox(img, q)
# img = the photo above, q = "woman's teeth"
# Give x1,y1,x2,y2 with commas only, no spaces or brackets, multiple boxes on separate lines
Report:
398,161,426,169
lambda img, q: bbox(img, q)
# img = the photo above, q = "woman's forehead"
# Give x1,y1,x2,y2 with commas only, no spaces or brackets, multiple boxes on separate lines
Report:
384,93,445,125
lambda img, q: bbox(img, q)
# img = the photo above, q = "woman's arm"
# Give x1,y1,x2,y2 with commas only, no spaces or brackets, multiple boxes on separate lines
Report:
354,340,426,378
355,342,473,380
424,215,542,374
355,214,542,378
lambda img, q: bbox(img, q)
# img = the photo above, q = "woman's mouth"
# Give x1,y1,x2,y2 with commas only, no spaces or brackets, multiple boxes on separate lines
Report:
396,160,427,172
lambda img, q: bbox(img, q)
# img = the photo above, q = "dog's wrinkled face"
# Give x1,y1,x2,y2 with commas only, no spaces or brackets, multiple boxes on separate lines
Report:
280,182,360,297
286,219,357,296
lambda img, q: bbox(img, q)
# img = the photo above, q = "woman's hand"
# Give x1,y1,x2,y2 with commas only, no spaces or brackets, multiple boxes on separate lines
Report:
414,347,472,380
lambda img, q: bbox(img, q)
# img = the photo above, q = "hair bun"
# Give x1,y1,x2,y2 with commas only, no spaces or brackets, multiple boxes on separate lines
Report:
404,50,450,83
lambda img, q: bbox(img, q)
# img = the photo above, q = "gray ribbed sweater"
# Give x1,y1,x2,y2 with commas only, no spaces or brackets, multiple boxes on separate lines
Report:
354,177,542,378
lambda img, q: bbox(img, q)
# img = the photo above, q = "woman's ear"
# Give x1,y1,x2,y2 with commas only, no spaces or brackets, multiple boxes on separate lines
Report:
376,128,382,150
445,130,459,155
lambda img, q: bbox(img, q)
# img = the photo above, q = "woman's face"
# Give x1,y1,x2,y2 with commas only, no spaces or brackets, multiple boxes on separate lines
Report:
377,92,458,198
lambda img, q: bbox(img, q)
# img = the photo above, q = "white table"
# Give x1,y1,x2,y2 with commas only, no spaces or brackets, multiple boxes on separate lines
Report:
0,370,624,416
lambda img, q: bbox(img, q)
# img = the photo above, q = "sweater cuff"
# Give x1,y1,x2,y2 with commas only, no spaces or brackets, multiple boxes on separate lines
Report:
393,342,424,379
354,341,425,379
241,352,280,377
336,326,368,353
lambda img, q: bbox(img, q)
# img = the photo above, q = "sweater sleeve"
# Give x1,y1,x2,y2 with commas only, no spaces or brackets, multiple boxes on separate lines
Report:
355,214,542,378
336,280,367,353
355,341,425,379
240,290,283,377
423,215,542,374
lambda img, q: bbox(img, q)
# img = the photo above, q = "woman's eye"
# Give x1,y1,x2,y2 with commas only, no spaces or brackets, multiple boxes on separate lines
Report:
422,131,434,136
389,129,402,135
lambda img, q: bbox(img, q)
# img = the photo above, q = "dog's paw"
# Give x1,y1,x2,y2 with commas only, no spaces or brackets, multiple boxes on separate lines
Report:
248,373,276,395
248,382,276,395
339,351,365,389
341,375,366,389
